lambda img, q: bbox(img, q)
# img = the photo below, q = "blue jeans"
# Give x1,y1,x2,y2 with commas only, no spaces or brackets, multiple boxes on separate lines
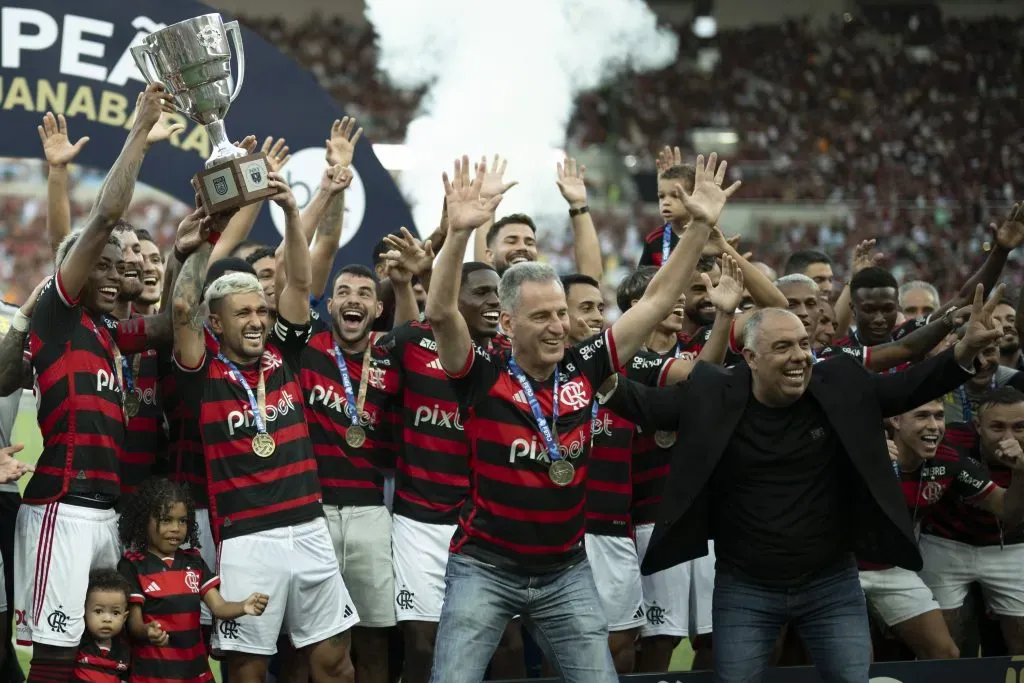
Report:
713,564,870,683
430,552,616,683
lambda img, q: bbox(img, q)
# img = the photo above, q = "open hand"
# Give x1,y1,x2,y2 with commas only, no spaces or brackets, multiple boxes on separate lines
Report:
992,202,1024,251
851,239,884,274
556,158,587,208
705,254,745,313
955,284,1005,361
326,117,362,169
20,278,50,317
656,145,683,177
0,445,31,484
38,112,89,167
146,112,186,150
146,621,169,646
174,209,208,256
383,227,435,277
477,154,518,201
443,156,504,234
261,137,291,173
243,592,270,617
674,153,741,227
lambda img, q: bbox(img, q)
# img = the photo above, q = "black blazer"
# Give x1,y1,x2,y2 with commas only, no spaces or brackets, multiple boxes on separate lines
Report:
603,346,975,576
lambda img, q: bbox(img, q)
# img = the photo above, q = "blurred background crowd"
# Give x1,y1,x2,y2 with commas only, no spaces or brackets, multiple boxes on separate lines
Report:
1,7,1021,307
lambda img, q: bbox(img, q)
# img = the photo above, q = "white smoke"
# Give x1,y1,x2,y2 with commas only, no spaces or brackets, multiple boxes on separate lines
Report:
365,0,677,236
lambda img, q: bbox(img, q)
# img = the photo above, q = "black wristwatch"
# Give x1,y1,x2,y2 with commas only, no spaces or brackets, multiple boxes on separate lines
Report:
569,205,589,218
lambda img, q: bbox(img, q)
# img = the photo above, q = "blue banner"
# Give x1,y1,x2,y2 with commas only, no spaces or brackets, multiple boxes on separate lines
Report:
0,0,413,267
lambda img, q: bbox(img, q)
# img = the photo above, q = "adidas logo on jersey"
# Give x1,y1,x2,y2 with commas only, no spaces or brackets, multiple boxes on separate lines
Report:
145,581,160,593
344,605,353,619
512,390,527,405
426,358,444,371
633,606,644,620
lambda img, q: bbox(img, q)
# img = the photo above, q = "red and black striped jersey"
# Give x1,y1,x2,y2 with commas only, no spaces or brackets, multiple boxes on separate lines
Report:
821,318,927,371
162,329,221,509
299,329,401,506
26,274,149,504
118,549,217,683
921,424,1021,546
676,321,743,366
376,322,508,524
860,439,994,570
119,347,168,498
638,224,676,268
446,329,621,572
74,633,130,683
174,315,323,541
622,350,678,526
585,406,635,537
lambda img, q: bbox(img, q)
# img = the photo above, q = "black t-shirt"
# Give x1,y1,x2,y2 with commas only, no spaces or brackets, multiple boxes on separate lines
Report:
711,394,852,586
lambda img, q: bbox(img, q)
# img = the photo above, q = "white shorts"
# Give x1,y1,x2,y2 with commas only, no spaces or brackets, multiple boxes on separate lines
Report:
392,515,455,623
859,566,940,627
634,523,714,639
584,533,645,632
919,535,1024,617
14,502,120,646
324,504,396,628
212,516,360,654
185,508,217,626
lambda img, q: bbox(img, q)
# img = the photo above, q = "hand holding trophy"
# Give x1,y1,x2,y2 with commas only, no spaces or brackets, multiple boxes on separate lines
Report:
131,14,276,212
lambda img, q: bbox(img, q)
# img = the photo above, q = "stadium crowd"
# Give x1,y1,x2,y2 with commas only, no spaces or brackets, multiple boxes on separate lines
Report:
0,10,1022,683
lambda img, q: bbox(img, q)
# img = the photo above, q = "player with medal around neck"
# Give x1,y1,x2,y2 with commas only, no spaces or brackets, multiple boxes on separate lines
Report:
328,265,384,449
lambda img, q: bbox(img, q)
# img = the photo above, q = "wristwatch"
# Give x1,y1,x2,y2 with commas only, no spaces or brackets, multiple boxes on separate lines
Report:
569,205,589,218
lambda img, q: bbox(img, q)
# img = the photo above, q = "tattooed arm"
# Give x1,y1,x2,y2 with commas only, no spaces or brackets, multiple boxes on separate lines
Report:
308,166,351,299
0,280,47,396
60,83,167,302
172,242,212,368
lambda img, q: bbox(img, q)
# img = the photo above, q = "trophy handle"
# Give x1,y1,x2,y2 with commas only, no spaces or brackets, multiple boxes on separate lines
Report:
130,44,162,86
223,20,246,104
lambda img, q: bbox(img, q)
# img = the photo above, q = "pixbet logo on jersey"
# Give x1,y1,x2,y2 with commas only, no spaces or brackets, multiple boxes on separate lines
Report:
95,368,122,394
508,433,587,464
227,390,298,435
413,404,464,431
307,384,376,426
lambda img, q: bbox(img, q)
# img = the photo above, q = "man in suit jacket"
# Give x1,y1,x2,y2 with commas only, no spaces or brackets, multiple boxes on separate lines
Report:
598,292,1001,683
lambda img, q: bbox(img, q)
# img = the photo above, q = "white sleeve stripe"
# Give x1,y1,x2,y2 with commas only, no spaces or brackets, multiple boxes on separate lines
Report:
173,352,206,373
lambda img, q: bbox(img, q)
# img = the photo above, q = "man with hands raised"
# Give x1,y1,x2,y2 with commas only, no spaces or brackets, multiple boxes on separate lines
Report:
425,153,739,682
172,173,359,683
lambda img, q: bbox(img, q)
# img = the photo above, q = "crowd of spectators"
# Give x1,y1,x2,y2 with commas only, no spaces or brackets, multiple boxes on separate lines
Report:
2,13,1020,303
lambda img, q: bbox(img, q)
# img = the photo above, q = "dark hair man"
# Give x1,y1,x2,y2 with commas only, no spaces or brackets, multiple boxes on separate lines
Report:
784,250,834,296
599,287,1001,681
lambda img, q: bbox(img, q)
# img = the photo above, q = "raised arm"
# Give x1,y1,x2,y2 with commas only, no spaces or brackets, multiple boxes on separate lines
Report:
427,156,504,374
0,279,46,396
58,83,167,301
308,165,353,298
707,229,787,309
382,227,435,327
610,153,741,364
473,155,517,262
38,112,88,254
556,158,602,282
270,174,309,325
864,310,961,372
171,227,213,369
872,285,1002,417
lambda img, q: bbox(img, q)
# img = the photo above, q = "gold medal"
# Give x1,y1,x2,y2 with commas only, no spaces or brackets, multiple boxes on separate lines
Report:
548,460,575,487
124,393,141,419
346,425,366,449
654,431,677,449
252,433,276,457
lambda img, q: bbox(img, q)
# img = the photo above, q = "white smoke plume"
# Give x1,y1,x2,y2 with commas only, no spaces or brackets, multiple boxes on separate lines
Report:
364,0,677,236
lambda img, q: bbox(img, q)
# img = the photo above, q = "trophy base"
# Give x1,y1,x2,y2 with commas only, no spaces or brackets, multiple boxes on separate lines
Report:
195,152,276,213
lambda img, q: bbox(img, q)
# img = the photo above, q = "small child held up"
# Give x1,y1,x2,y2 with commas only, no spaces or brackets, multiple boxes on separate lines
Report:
74,569,131,682
117,478,269,683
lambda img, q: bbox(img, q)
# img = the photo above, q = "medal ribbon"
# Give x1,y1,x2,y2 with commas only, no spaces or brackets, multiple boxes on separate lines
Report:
86,317,126,423
121,352,143,399
217,353,269,436
331,334,377,430
589,401,600,447
957,376,998,423
661,223,672,265
507,358,562,464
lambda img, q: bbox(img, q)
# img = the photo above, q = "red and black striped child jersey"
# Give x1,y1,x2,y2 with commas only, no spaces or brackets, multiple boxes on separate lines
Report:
584,406,635,537
820,318,927,371
622,350,679,526
161,328,221,509
298,329,401,506
638,224,676,268
26,274,150,504
74,633,130,683
174,315,323,541
860,439,995,570
376,322,507,525
676,321,743,366
119,347,168,498
119,548,217,683
446,329,621,572
921,425,1022,547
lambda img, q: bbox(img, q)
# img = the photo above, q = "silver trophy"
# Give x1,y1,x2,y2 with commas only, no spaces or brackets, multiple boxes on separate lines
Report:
131,13,273,211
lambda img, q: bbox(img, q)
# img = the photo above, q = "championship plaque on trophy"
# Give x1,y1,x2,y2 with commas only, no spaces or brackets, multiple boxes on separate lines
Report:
131,14,275,213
